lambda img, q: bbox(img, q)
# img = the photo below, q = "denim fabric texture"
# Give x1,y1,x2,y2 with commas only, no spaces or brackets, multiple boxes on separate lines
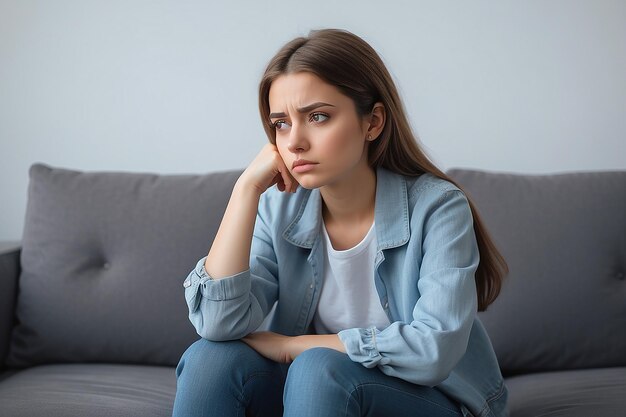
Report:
173,338,465,416
182,166,509,417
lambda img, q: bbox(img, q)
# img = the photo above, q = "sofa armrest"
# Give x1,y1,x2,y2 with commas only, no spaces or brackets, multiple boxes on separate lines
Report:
0,242,20,371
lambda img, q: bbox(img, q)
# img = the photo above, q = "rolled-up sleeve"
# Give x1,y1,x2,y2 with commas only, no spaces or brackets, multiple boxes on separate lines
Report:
338,190,479,387
182,195,279,341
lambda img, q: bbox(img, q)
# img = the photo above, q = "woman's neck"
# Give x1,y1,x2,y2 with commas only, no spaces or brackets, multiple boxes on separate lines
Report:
320,163,376,228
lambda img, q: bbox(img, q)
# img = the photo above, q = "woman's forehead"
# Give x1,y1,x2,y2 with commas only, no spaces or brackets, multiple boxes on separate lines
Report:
268,73,346,112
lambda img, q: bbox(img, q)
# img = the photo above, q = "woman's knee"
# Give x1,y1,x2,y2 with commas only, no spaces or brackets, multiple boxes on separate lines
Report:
286,347,348,385
174,337,287,416
283,347,358,414
176,338,256,379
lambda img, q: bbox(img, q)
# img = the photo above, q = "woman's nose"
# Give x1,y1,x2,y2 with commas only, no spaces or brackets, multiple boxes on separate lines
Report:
287,125,308,153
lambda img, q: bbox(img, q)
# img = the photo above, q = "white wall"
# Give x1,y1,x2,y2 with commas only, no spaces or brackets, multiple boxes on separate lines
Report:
1,0,625,241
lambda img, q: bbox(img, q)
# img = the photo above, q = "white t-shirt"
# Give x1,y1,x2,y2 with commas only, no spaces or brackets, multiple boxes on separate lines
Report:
312,219,391,334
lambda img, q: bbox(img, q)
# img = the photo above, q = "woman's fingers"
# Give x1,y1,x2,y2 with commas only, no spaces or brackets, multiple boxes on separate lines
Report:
273,172,285,191
239,143,300,194
280,166,297,193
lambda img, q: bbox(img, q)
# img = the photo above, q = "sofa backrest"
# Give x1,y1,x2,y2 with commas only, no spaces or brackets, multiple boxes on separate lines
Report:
448,169,626,376
6,163,244,368
7,164,626,375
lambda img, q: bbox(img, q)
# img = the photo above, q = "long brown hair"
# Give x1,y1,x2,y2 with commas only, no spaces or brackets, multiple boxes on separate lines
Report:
258,28,508,311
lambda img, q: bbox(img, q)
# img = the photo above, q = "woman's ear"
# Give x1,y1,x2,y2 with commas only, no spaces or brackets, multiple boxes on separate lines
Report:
366,102,385,141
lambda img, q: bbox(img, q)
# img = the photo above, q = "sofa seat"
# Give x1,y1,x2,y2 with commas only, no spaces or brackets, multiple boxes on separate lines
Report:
506,366,626,416
0,363,176,417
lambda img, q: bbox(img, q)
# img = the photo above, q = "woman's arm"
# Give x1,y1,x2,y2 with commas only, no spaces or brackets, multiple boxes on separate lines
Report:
338,190,480,387
183,144,297,341
204,180,261,279
241,331,347,364
203,142,297,279
183,190,280,341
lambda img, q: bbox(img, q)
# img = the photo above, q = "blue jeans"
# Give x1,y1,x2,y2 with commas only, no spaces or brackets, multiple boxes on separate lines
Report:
172,338,463,417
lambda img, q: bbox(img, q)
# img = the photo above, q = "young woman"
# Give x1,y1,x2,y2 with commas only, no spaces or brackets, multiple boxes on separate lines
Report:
173,28,509,417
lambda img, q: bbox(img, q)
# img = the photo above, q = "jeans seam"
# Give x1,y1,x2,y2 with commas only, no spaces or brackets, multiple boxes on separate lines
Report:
345,382,462,417
237,370,282,416
474,380,506,417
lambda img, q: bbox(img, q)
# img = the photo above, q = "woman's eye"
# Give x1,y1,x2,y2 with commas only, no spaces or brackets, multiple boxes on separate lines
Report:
273,120,290,131
310,112,329,123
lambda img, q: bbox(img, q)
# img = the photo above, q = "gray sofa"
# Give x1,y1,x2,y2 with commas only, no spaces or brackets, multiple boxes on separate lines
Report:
1,163,624,417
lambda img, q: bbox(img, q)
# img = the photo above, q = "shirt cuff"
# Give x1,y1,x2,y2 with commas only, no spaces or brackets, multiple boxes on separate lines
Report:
183,256,251,301
337,326,384,368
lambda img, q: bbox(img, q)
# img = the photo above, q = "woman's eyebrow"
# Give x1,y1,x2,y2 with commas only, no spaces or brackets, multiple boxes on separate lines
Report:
269,102,336,119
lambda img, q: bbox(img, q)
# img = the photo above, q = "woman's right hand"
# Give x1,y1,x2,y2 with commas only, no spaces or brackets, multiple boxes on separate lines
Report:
238,143,299,196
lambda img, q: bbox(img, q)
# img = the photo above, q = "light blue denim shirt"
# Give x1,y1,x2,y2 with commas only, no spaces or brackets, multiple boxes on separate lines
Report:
182,166,509,417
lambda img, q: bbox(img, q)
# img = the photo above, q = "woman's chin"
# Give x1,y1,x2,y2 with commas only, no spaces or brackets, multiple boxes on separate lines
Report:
294,178,322,190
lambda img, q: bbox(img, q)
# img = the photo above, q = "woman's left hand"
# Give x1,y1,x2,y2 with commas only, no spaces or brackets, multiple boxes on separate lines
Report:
241,331,303,364
242,331,348,364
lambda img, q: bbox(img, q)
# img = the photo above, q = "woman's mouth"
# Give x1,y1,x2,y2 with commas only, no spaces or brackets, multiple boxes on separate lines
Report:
293,163,318,173
292,159,319,173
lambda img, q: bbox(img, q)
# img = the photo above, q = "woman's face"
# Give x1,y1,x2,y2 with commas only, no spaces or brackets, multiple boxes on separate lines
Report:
268,72,371,190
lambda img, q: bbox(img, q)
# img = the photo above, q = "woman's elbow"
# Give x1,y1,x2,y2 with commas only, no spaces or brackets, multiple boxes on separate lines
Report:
430,342,469,385
419,334,469,386
190,311,259,342
427,362,456,386
188,313,225,341
196,326,228,341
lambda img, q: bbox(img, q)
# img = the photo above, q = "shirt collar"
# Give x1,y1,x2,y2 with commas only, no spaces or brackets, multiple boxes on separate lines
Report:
282,165,410,250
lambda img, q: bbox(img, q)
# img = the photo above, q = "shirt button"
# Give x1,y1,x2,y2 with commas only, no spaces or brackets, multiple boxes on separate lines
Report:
384,301,389,309
310,283,314,289
183,279,191,288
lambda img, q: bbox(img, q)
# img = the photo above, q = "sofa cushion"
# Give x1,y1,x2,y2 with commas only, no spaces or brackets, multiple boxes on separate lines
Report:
0,363,176,417
447,169,626,375
6,163,243,367
0,243,20,371
505,366,626,417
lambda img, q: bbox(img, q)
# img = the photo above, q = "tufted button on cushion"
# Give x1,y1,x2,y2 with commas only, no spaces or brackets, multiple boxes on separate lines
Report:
6,163,244,368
